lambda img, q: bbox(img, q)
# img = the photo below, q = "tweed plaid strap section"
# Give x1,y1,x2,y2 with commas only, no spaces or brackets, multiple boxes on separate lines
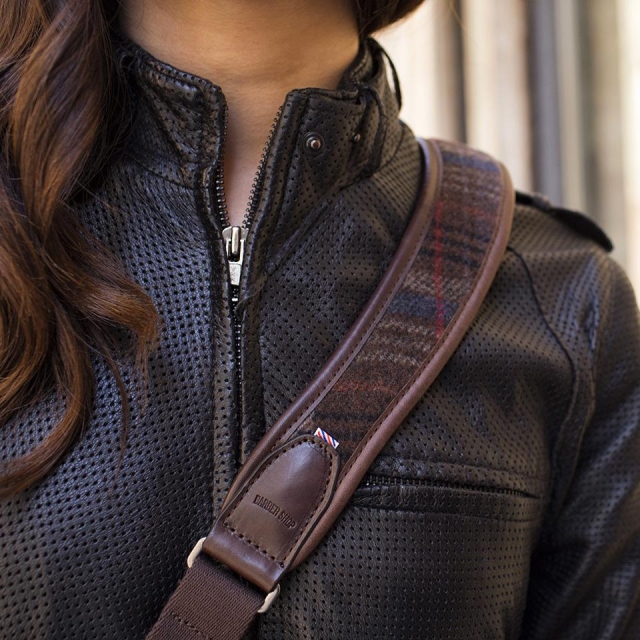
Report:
145,138,514,640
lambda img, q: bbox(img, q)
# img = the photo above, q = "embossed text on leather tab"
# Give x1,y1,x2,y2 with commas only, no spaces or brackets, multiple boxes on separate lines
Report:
202,435,340,592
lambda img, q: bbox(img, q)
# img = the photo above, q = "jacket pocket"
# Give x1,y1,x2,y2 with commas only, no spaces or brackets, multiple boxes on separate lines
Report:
261,472,545,640
351,473,545,522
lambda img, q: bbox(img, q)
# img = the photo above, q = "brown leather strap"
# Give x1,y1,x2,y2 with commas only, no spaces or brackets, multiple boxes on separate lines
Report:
146,138,515,639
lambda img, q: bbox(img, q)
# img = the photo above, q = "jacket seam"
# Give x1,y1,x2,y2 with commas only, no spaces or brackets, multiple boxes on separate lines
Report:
374,119,408,174
506,245,580,521
591,256,615,384
123,151,194,188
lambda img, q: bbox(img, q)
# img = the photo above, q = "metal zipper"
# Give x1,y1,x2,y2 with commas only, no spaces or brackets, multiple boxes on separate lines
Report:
215,101,284,292
362,473,536,498
213,100,284,420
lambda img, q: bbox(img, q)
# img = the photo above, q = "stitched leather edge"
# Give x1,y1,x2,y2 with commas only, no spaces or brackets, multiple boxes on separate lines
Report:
220,437,336,565
202,435,340,592
290,141,515,568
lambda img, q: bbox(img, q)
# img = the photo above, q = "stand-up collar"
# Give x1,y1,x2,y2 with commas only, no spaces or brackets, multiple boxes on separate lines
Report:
113,31,404,191
111,30,421,309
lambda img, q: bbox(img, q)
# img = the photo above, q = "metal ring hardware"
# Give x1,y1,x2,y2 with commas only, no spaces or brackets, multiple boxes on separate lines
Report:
186,537,281,614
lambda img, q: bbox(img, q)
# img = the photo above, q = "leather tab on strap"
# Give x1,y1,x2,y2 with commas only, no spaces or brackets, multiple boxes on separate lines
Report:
202,435,340,593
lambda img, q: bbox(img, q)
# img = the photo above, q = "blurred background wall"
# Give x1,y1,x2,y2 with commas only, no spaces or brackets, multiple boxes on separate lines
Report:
377,0,640,292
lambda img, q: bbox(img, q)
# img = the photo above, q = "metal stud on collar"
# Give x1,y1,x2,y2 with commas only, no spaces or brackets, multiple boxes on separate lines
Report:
304,132,324,151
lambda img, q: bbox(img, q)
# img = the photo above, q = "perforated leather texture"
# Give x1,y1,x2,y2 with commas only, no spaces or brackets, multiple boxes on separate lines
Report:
1,31,639,640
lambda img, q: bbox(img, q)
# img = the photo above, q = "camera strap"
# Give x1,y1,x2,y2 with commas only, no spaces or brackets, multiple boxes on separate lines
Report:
146,137,515,640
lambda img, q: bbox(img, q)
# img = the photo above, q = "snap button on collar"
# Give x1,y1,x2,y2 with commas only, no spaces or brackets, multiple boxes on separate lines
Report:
304,132,324,152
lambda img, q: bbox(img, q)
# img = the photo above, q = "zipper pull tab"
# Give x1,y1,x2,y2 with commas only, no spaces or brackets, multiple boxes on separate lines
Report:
222,225,248,286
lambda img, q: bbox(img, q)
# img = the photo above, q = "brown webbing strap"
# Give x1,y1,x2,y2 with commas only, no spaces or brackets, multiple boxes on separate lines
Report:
146,138,515,640
148,557,263,640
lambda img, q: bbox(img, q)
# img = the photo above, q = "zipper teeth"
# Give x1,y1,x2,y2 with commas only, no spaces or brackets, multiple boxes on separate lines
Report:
214,101,284,232
213,99,284,441
213,102,230,229
241,103,284,229
362,474,534,497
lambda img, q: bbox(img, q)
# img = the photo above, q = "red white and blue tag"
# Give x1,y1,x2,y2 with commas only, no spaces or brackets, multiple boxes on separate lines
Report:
314,427,340,449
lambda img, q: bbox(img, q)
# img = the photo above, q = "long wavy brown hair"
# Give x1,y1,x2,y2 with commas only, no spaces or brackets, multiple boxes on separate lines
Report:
0,0,426,497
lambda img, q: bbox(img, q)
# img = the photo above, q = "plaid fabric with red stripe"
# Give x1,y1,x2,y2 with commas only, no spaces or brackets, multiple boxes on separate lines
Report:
296,140,505,461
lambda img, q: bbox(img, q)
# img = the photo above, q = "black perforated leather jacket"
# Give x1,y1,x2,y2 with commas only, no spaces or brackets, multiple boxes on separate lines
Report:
1,34,639,640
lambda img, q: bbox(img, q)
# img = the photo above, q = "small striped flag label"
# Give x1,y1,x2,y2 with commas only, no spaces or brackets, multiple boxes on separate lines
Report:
314,428,339,449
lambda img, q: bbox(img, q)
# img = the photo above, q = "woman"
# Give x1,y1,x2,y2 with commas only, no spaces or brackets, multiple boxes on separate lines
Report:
1,1,639,638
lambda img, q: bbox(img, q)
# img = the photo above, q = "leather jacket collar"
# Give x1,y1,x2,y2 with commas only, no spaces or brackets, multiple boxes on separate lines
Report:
112,31,415,309
114,32,403,192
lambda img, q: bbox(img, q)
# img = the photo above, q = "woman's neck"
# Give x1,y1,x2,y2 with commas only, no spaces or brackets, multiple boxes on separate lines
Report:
119,0,360,226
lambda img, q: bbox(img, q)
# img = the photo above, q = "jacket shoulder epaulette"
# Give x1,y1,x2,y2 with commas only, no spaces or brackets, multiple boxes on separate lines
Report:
515,190,614,252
